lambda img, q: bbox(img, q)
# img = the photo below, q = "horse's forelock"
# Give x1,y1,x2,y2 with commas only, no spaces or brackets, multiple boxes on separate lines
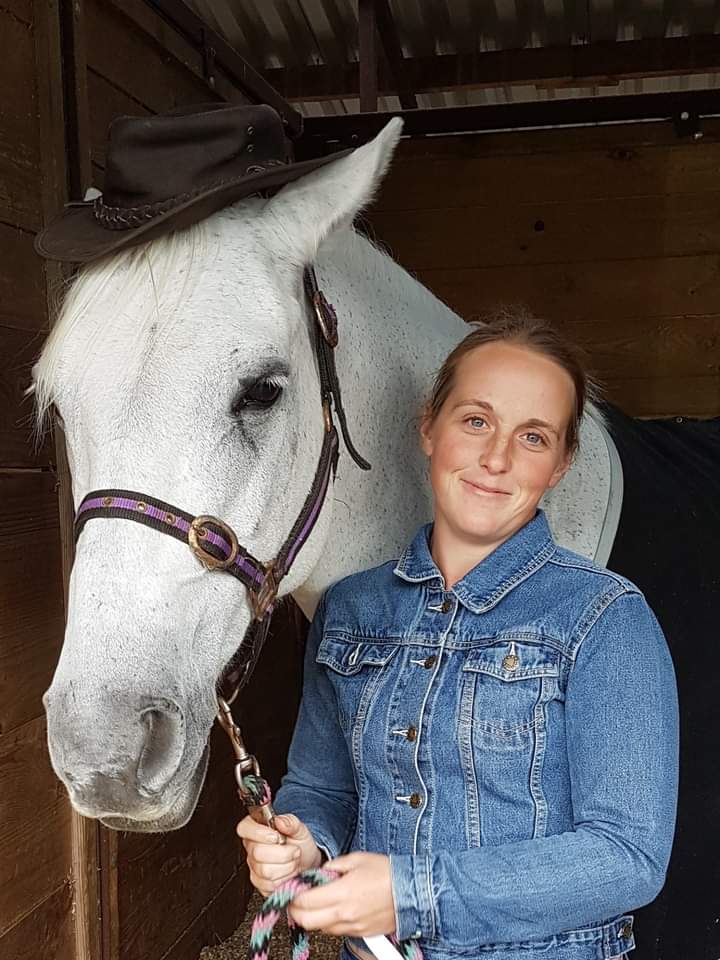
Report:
33,221,211,434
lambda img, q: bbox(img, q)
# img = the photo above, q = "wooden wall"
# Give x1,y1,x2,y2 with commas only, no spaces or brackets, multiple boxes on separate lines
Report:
0,1,73,958
0,2,298,959
369,121,720,418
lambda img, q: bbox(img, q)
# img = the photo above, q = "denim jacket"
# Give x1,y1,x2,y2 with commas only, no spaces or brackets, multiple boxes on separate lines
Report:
274,511,679,960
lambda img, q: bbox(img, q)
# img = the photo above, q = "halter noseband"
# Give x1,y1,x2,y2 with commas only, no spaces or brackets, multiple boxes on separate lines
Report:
73,266,369,699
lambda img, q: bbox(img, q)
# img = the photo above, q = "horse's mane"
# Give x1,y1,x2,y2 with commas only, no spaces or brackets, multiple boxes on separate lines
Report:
33,221,209,432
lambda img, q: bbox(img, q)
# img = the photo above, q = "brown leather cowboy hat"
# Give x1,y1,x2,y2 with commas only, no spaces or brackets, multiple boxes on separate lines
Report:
35,102,351,263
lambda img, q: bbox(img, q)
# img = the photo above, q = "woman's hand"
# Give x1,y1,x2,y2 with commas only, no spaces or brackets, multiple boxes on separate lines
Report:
237,813,323,896
289,852,396,937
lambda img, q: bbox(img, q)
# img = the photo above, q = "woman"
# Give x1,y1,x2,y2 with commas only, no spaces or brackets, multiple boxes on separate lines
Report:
238,312,679,960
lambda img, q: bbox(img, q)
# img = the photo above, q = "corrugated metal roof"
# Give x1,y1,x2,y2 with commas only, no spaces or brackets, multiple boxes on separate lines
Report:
189,0,720,115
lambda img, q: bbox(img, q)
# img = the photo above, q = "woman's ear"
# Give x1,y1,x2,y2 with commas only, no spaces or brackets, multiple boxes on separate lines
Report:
419,408,434,457
546,449,574,490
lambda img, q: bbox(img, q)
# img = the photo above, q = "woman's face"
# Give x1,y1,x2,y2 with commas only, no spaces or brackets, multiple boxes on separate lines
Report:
420,341,574,554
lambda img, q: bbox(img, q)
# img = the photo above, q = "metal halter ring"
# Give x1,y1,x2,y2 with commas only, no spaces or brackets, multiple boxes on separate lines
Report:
188,515,239,571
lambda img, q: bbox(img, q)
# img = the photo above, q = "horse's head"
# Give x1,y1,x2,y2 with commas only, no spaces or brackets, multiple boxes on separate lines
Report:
35,119,402,831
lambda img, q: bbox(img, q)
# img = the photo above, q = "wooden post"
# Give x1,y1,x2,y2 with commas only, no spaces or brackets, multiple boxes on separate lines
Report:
33,2,105,959
359,0,378,112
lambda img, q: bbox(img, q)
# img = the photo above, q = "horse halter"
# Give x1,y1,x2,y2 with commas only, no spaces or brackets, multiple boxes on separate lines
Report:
73,266,370,703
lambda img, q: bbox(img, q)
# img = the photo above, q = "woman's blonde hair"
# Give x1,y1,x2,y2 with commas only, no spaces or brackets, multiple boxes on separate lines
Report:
426,308,600,455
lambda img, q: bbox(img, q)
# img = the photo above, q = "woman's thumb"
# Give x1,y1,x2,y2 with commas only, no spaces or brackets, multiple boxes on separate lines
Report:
273,814,303,837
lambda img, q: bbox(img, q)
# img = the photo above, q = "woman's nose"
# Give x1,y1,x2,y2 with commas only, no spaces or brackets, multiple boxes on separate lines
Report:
480,434,512,473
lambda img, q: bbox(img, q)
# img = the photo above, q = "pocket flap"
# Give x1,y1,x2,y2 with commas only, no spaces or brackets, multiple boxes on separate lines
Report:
462,641,559,681
317,636,399,676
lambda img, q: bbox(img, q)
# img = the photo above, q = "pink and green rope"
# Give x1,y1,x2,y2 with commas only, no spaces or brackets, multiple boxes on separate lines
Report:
248,868,424,960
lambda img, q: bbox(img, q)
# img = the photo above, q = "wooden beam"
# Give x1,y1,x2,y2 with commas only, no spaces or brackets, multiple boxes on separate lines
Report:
59,0,93,199
358,0,377,112
34,6,104,960
295,89,720,157
143,0,303,133
267,34,720,104
374,0,417,110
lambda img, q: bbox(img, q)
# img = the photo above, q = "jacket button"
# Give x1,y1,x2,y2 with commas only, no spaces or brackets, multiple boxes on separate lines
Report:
409,793,422,808
406,725,417,742
619,921,633,939
441,598,452,613
423,655,437,669
502,653,520,671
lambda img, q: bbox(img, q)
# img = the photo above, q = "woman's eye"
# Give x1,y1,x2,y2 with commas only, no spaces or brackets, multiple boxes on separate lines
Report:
231,380,283,414
466,416,487,429
524,432,546,446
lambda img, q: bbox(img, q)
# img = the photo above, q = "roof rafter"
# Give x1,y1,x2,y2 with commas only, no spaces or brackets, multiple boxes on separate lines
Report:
265,34,720,103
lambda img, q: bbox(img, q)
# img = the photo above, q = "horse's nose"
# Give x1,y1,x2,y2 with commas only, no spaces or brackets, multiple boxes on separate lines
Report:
46,688,186,815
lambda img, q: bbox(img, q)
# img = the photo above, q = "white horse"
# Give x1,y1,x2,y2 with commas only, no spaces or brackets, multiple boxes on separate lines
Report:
34,119,621,832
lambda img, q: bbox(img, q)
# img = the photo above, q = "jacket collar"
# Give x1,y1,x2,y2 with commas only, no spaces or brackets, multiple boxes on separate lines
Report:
393,510,556,614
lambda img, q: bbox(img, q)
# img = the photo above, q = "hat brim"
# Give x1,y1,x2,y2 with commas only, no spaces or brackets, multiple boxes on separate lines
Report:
35,149,353,263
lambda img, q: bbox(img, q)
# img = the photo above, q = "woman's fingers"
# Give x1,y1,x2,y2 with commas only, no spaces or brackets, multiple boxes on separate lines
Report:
247,841,301,866
236,815,282,845
249,855,304,895
250,848,301,877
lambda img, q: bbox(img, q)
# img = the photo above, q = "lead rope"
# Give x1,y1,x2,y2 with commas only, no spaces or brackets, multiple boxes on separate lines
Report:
249,868,424,960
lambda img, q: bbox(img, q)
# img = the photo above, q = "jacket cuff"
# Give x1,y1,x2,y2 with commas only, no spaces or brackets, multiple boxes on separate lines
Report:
303,827,342,863
390,854,436,942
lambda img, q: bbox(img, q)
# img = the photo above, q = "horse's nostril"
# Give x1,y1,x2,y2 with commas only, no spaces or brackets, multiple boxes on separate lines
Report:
137,702,184,796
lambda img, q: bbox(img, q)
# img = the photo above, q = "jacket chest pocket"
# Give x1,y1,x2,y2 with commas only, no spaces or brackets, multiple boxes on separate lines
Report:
462,640,560,750
317,636,399,732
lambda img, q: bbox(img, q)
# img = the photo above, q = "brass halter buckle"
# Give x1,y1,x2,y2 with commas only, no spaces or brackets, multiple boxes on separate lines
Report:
188,515,239,571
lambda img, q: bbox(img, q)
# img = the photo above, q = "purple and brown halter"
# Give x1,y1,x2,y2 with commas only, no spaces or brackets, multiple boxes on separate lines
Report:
73,266,369,825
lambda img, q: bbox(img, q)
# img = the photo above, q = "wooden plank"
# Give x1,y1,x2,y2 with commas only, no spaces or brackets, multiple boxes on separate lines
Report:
419,256,720,328
0,9,41,231
0,472,64,735
108,0,247,105
0,224,47,332
0,0,32,24
374,138,720,211
266,34,720,102
358,0,378,113
160,870,252,960
117,726,246,960
100,828,120,960
373,0,417,110
58,0,92,201
85,0,222,115
605,374,720,418
369,191,720,271
0,325,53,467
0,716,73,936
385,119,720,161
0,881,75,960
87,69,152,174
557,314,719,383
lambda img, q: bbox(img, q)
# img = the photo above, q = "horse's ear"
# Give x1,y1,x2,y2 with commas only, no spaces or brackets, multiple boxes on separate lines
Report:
263,117,403,266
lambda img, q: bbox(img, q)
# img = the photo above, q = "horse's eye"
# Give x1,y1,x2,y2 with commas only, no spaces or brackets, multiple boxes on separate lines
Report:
232,380,283,415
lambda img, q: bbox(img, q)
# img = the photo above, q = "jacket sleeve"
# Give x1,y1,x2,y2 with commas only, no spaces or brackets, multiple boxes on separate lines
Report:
273,588,358,860
390,590,679,947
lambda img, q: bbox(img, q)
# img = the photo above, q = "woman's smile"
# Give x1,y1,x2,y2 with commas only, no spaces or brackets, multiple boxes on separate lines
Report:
461,478,511,496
